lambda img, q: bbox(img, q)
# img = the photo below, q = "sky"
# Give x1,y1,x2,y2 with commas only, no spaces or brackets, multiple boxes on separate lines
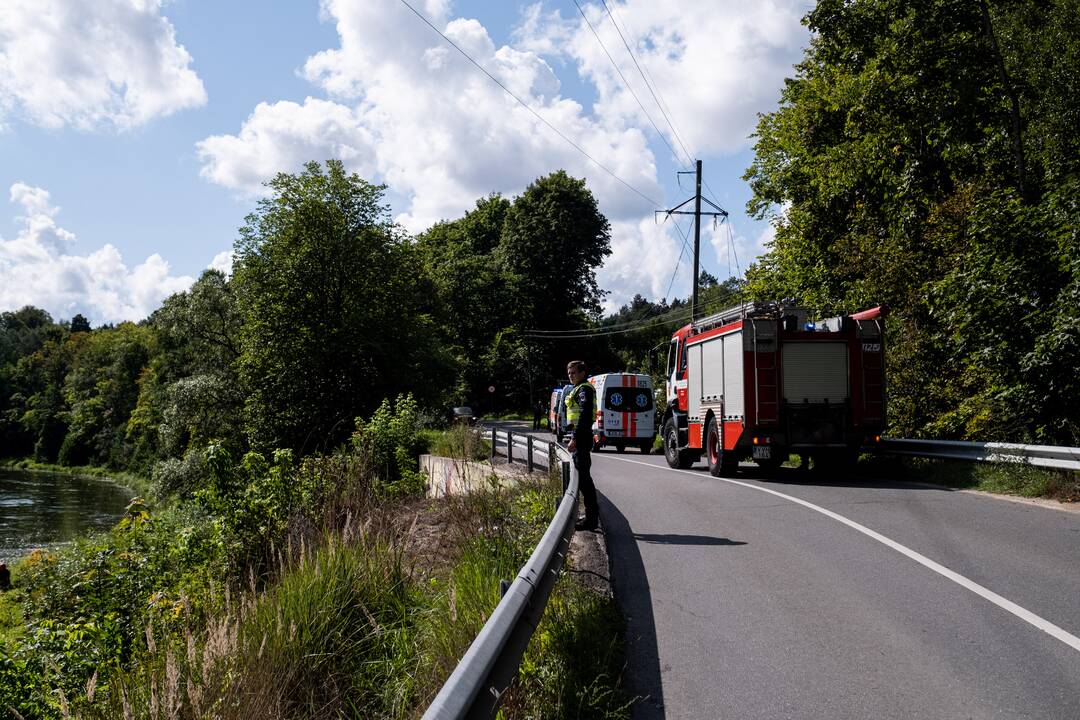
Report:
0,0,814,326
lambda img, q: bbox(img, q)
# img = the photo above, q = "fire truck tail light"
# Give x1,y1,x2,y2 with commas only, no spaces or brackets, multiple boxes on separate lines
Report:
752,436,773,445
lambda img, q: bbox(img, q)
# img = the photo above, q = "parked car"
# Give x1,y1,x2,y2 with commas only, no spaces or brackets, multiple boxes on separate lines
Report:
451,406,477,425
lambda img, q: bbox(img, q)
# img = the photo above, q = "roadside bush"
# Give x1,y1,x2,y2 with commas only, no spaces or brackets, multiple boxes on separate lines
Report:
351,394,427,496
149,447,206,499
423,423,490,461
7,499,223,718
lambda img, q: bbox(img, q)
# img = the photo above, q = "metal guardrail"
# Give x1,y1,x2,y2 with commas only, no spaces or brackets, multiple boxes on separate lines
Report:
423,428,577,720
881,438,1080,471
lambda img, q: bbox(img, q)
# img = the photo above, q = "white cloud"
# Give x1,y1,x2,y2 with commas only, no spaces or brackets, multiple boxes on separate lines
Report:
0,183,195,324
195,0,809,310
520,1,811,157
208,250,234,277
195,98,376,193
0,0,206,130
197,0,663,232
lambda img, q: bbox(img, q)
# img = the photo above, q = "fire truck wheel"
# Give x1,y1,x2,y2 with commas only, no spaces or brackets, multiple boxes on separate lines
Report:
663,419,694,469
706,417,725,477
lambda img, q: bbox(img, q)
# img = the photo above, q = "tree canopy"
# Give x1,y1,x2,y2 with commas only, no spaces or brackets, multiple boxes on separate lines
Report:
743,0,1080,443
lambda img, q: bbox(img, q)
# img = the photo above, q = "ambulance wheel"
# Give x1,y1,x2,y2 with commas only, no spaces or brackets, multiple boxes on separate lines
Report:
615,442,626,453
706,417,726,477
663,419,693,469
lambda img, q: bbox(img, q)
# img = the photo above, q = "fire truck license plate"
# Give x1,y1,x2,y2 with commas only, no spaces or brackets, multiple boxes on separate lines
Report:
752,446,771,460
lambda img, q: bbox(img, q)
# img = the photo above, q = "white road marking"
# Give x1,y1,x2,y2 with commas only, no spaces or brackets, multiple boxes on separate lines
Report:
608,455,1080,654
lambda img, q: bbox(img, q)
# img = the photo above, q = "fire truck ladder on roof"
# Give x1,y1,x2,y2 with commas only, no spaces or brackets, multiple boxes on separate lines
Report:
692,300,793,333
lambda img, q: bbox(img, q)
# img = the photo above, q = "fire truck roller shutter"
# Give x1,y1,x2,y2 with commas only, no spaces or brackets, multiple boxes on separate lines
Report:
688,343,703,422
722,334,744,416
701,339,724,401
782,342,849,403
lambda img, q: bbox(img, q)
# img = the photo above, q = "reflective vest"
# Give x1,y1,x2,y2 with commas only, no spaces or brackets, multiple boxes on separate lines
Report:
565,382,591,425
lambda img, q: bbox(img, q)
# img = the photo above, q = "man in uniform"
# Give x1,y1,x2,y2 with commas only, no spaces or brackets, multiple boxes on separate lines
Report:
565,360,599,531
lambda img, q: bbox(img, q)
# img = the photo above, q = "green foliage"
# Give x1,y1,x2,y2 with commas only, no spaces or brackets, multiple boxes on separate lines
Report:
4,498,223,718
508,583,632,720
60,323,154,469
498,171,612,325
150,269,246,463
350,394,427,496
233,160,454,453
743,0,1080,444
422,424,490,461
196,445,302,574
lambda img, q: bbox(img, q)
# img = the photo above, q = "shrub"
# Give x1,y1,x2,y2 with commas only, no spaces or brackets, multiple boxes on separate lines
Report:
350,394,427,496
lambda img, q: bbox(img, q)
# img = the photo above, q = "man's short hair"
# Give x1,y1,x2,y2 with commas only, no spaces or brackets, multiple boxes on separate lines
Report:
567,360,587,373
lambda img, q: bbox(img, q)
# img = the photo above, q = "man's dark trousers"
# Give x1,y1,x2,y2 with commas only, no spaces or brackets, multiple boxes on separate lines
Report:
573,444,598,527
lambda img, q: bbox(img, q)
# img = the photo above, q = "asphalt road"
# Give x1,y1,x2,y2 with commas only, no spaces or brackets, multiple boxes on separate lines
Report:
560,442,1080,720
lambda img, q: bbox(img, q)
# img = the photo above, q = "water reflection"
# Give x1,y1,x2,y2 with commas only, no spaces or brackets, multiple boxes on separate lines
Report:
0,469,134,563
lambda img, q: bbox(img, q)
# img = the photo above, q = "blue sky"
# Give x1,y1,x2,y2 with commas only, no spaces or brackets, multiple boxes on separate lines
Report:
0,0,813,324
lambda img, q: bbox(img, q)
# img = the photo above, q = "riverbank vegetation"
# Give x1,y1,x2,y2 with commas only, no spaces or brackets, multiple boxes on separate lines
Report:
0,162,632,718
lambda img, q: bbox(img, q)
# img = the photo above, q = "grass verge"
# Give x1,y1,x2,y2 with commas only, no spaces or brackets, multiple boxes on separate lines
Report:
502,579,632,720
861,455,1079,502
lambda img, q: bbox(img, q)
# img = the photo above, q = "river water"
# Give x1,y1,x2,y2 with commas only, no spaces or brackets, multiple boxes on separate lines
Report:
0,469,134,564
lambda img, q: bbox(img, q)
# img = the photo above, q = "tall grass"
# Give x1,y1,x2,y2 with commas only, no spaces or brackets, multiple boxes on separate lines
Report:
63,468,568,719
94,528,424,720
502,582,633,720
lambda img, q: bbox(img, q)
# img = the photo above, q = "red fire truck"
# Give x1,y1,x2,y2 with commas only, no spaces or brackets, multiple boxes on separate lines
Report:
662,300,886,474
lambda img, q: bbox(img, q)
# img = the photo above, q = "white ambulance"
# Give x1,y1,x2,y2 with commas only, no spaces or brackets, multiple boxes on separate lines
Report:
589,373,656,453
549,384,572,437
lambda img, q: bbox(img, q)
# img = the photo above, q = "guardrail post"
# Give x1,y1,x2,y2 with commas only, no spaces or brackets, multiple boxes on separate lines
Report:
507,431,514,464
499,579,511,598
491,427,497,460
527,435,534,471
561,460,570,495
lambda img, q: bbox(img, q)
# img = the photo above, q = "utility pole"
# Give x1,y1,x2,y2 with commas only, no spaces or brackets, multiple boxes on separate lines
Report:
692,160,702,321
657,160,728,323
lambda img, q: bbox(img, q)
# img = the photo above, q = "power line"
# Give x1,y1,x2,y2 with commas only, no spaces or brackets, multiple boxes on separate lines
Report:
726,215,742,277
524,292,738,340
599,0,695,169
577,0,733,282
597,0,738,268
664,214,692,301
397,0,661,209
572,0,691,167
525,312,686,339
